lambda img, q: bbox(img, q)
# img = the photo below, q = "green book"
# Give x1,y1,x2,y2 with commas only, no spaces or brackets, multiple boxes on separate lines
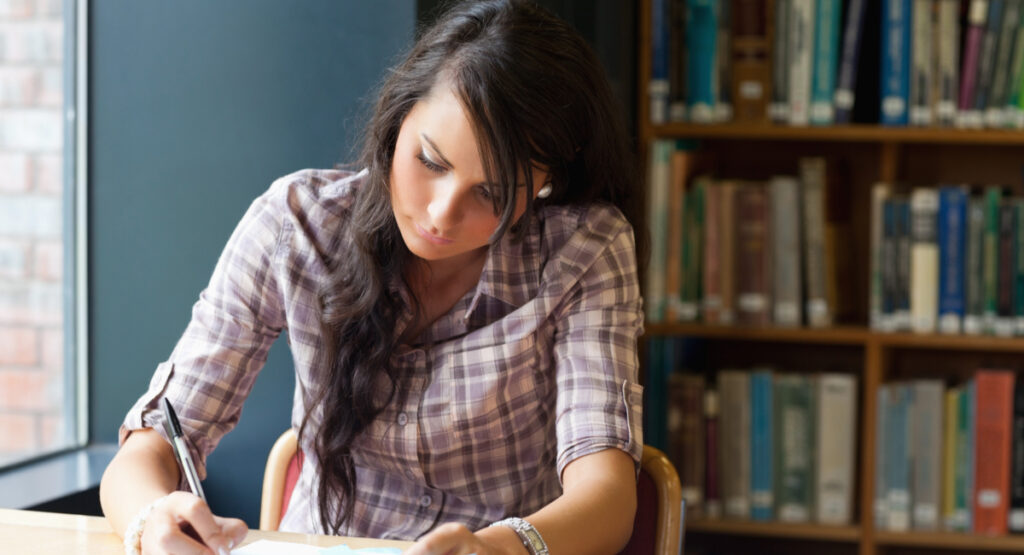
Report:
984,186,1003,331
680,178,705,321
774,374,815,523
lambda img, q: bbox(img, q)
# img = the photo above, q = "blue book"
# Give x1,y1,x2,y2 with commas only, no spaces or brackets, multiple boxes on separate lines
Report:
882,198,898,328
885,383,912,530
750,369,774,521
880,0,911,126
875,385,890,528
649,0,671,124
896,198,913,329
938,187,969,334
686,0,718,123
833,0,868,123
810,0,842,124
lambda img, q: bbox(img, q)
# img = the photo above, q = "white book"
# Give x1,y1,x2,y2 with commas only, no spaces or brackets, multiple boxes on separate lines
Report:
815,373,857,525
911,380,945,530
788,0,815,125
910,188,939,334
771,176,803,326
910,0,934,126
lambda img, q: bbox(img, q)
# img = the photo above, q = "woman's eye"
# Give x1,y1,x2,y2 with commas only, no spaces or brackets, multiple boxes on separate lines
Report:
475,186,493,202
416,152,446,174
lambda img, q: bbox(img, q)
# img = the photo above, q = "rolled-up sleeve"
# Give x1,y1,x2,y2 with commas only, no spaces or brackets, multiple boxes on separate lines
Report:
119,185,288,484
551,210,645,482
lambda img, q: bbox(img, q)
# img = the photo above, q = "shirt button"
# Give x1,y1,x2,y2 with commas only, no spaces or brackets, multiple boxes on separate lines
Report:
420,494,433,507
405,469,415,480
397,413,408,426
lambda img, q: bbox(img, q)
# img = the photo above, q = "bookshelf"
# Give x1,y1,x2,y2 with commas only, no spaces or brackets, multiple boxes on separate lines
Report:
637,1,1024,555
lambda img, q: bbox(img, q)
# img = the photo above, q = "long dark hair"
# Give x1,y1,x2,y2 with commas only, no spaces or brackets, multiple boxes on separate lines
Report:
301,0,643,534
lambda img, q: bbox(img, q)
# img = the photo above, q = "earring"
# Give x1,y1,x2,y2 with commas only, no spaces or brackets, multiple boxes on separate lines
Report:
536,184,553,199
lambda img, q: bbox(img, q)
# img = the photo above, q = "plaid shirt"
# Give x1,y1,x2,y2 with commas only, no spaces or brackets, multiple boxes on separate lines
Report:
120,168,644,539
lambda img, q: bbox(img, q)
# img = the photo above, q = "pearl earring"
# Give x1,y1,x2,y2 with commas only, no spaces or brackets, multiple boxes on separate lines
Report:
536,184,553,199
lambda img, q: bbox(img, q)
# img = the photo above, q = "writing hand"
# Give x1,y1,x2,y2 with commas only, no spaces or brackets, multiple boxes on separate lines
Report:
140,492,247,555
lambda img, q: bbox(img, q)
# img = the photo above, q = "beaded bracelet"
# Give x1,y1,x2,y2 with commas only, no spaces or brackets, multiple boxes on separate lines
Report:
123,494,171,555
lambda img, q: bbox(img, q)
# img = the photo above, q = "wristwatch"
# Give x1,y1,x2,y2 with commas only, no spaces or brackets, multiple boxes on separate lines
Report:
490,516,549,555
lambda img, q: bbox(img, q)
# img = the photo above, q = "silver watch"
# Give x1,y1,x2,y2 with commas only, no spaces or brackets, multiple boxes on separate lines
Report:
490,517,549,555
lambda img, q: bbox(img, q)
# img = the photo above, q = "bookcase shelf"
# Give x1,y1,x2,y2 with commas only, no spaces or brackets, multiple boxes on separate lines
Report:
651,123,1024,145
687,518,861,542
873,530,1024,552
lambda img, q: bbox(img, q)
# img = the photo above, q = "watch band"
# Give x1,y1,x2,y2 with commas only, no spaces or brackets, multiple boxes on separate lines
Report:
490,516,549,555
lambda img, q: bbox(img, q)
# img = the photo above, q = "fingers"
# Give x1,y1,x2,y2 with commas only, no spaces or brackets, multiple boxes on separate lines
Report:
404,522,483,555
141,492,238,555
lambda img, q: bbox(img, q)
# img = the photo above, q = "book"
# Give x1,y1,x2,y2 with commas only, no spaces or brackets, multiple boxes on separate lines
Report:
1006,4,1024,127
966,378,978,531
882,196,901,331
809,0,841,125
775,373,815,522
984,186,1003,332
730,0,771,122
800,157,831,327
886,383,913,531
681,169,706,321
910,0,935,126
788,0,815,125
943,387,959,530
664,144,689,321
702,177,724,323
668,0,689,122
716,0,734,122
815,373,857,525
973,369,1015,535
896,197,913,331
719,181,738,325
972,0,1005,126
935,0,961,126
644,140,672,323
875,385,891,528
687,0,719,123
965,196,987,334
833,0,868,124
910,188,940,333
986,0,1021,127
880,0,912,126
938,186,968,334
1016,199,1024,333
958,0,990,128
704,389,722,518
870,183,892,330
911,379,945,530
997,200,1018,336
735,185,772,326
771,175,802,326
667,373,707,515
952,384,972,531
771,0,792,123
650,0,671,124
1009,377,1024,531
719,370,751,519
750,369,774,520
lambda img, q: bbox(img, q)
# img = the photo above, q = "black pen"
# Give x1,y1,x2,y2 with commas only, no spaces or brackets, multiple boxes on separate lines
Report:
162,397,207,502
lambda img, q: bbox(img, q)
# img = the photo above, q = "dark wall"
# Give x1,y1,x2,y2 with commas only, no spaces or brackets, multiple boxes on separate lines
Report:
89,1,415,526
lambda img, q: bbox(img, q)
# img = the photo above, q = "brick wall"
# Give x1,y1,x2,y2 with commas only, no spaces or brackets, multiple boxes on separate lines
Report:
0,0,67,466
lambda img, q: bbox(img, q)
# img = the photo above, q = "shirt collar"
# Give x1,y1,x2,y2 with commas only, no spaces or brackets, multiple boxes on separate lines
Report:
464,212,545,322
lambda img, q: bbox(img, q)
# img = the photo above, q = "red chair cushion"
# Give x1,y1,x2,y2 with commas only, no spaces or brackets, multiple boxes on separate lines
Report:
618,469,657,555
281,449,304,520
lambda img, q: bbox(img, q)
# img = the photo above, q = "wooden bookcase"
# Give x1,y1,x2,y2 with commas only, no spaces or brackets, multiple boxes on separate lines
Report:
637,1,1024,554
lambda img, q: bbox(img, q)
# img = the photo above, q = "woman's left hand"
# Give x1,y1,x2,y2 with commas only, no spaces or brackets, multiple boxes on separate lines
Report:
402,522,521,555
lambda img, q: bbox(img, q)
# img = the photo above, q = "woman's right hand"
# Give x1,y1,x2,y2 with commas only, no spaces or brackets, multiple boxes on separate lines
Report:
140,491,248,555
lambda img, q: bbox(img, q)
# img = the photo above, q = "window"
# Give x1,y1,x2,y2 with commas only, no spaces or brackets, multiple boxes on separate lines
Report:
0,0,86,467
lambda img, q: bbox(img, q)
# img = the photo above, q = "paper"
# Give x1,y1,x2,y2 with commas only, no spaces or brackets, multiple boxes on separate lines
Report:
231,539,402,555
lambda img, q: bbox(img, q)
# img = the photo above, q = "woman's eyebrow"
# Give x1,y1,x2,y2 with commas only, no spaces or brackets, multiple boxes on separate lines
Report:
419,133,454,168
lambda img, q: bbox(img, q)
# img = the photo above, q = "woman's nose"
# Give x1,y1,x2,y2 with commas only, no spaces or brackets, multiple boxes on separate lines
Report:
426,179,462,230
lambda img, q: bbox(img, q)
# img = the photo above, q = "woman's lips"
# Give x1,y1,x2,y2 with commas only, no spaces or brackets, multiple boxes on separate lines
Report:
415,223,454,245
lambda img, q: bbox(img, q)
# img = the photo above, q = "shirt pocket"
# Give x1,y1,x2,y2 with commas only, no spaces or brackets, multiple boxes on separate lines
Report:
447,334,545,445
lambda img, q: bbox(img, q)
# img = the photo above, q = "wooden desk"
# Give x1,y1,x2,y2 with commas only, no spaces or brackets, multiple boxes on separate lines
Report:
0,508,413,554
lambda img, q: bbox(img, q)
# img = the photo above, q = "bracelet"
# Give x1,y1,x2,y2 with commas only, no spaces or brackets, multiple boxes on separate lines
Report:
490,517,549,555
123,494,171,555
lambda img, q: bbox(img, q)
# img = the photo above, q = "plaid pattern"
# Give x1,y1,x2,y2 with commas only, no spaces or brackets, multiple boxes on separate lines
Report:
120,168,644,539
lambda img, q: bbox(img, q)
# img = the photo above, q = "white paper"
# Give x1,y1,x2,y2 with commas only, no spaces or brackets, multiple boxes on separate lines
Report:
232,539,323,555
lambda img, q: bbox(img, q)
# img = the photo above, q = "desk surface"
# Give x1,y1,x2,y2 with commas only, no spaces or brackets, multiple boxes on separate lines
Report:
0,508,413,554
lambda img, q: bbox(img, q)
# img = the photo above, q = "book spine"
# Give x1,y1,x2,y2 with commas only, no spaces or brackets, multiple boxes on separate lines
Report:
736,185,772,326
704,389,722,518
716,0,734,122
882,197,900,331
664,147,689,321
984,187,1003,332
886,383,912,531
719,182,738,325
881,0,912,126
772,176,802,326
750,370,774,520
650,0,671,124
800,157,832,327
731,0,771,122
952,384,971,531
896,198,913,331
958,0,990,127
1015,200,1024,333
681,171,705,321
833,0,867,124
1006,4,1024,128
966,197,987,334
910,0,935,126
719,370,751,519
997,201,1018,336
973,370,1016,535
875,385,891,528
943,387,959,529
816,373,857,524
911,188,940,333
973,0,1005,123
687,0,719,123
938,186,968,334
776,374,814,522
788,0,815,125
911,380,945,530
987,0,1021,127
967,378,978,531
810,0,841,124
1008,377,1024,531
771,0,792,123
935,0,961,126
644,141,672,323
669,0,689,122
871,183,892,330
702,179,723,324
682,375,708,514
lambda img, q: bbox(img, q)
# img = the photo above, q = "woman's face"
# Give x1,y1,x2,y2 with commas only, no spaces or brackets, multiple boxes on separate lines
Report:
389,82,548,266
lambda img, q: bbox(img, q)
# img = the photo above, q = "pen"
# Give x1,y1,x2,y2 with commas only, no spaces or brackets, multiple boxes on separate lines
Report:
162,397,207,502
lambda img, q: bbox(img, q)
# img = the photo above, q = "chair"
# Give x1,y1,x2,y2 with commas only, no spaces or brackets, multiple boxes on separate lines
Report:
260,431,684,554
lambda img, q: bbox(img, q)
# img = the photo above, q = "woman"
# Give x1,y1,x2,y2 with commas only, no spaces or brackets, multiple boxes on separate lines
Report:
100,1,645,554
